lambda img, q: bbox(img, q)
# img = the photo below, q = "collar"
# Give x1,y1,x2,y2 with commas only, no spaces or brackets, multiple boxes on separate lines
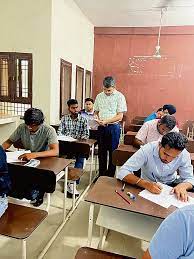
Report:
68,113,80,120
103,89,117,97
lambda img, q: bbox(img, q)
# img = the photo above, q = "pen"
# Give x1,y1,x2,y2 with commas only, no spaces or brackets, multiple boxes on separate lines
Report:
152,172,158,183
127,191,136,200
115,190,131,205
121,182,126,192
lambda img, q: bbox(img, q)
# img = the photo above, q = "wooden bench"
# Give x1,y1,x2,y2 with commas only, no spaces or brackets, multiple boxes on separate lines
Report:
75,247,135,259
127,124,141,132
124,131,136,145
0,203,47,259
132,119,144,125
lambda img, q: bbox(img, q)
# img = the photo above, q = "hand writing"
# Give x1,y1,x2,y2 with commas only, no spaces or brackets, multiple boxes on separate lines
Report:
18,153,37,161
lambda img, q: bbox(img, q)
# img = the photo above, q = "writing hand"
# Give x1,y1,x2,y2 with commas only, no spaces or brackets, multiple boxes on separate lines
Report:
145,182,163,194
18,153,37,161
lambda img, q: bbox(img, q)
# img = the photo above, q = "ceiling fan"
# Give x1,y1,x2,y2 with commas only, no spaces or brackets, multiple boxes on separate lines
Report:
133,7,168,60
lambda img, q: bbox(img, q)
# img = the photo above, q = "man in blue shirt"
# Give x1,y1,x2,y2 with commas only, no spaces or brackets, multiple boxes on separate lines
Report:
142,205,194,259
144,104,176,123
117,132,194,202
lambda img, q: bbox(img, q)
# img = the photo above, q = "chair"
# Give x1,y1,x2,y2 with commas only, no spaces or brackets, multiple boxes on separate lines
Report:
182,120,194,140
75,247,135,259
0,203,47,259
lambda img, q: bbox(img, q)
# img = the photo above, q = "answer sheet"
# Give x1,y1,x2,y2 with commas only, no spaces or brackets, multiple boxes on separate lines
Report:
139,183,194,208
57,135,77,142
6,150,31,163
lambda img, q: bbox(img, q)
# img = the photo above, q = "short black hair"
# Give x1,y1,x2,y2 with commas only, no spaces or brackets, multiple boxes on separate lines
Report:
161,132,188,151
157,107,163,112
24,108,44,125
103,76,115,88
163,104,176,115
67,99,78,107
159,115,176,130
85,98,94,103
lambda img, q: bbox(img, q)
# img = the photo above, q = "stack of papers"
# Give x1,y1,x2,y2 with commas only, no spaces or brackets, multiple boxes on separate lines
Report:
6,150,31,163
139,183,194,209
57,135,77,142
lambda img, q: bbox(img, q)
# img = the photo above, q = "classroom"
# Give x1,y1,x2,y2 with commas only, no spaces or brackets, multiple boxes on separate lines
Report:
0,0,194,259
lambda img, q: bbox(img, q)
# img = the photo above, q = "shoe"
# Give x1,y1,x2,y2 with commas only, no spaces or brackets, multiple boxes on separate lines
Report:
67,182,79,198
31,197,44,207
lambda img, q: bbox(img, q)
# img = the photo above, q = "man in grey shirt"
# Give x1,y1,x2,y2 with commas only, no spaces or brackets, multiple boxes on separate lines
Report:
2,108,59,206
2,108,59,160
117,132,194,202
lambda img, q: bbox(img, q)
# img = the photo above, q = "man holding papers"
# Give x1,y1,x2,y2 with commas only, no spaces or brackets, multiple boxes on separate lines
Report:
117,132,194,202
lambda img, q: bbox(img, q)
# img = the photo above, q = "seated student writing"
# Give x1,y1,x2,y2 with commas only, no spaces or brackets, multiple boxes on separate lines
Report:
134,115,178,148
2,108,59,206
57,99,89,197
117,132,194,202
143,205,194,259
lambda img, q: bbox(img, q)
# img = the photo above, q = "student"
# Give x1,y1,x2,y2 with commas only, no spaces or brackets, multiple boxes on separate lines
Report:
144,104,176,123
134,115,178,148
80,98,98,139
94,76,127,177
2,108,59,206
57,99,89,196
117,132,194,201
0,146,11,197
144,107,163,122
142,205,194,259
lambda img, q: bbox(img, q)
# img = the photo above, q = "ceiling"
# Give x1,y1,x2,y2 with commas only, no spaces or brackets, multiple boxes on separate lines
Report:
74,0,194,27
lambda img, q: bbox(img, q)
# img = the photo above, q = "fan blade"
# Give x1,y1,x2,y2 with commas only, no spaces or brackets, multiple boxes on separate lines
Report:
158,0,173,7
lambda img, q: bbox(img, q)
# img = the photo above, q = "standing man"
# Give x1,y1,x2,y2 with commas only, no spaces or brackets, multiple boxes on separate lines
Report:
57,99,89,196
94,76,127,177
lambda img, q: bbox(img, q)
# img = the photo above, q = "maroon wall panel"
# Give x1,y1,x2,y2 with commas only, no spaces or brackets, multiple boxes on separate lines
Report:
93,27,194,127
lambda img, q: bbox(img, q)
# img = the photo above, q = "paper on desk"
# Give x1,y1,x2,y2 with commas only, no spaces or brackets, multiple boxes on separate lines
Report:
6,150,31,163
139,183,194,209
57,135,77,142
139,184,172,208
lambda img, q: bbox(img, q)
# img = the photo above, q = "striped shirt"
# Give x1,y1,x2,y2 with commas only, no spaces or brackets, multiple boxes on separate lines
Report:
94,90,127,120
57,114,89,139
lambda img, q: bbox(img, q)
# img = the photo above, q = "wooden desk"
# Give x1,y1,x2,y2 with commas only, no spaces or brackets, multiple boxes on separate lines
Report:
132,119,144,125
124,131,137,145
85,176,187,247
0,203,47,259
127,124,141,132
112,144,138,166
75,247,135,259
59,138,97,184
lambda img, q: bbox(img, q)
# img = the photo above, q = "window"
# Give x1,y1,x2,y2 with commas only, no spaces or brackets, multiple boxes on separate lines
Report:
0,52,32,115
76,66,84,109
85,70,92,98
60,59,72,117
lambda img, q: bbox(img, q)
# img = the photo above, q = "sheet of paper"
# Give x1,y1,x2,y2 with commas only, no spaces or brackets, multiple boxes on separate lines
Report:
6,150,31,163
139,184,172,208
139,183,194,209
57,135,77,142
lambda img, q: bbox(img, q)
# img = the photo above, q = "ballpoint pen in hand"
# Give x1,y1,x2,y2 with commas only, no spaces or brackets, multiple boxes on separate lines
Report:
152,172,158,183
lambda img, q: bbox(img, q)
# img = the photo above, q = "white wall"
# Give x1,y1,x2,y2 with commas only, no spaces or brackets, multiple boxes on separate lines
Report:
50,0,94,124
0,0,52,122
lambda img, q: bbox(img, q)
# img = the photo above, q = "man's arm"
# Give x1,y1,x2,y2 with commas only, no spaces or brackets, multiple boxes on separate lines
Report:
18,143,59,161
81,119,90,139
117,148,162,194
135,123,149,146
134,138,144,148
2,139,13,150
101,112,123,124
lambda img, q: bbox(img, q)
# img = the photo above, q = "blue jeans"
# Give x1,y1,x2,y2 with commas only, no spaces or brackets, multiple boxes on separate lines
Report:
75,156,85,184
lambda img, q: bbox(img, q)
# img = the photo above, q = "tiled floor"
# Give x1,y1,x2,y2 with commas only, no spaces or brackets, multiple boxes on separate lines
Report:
0,164,149,259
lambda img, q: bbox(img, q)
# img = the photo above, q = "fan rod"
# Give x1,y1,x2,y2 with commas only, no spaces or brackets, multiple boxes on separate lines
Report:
157,8,166,47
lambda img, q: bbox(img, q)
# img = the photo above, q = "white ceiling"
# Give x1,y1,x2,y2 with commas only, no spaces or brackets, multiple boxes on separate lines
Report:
74,0,194,27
